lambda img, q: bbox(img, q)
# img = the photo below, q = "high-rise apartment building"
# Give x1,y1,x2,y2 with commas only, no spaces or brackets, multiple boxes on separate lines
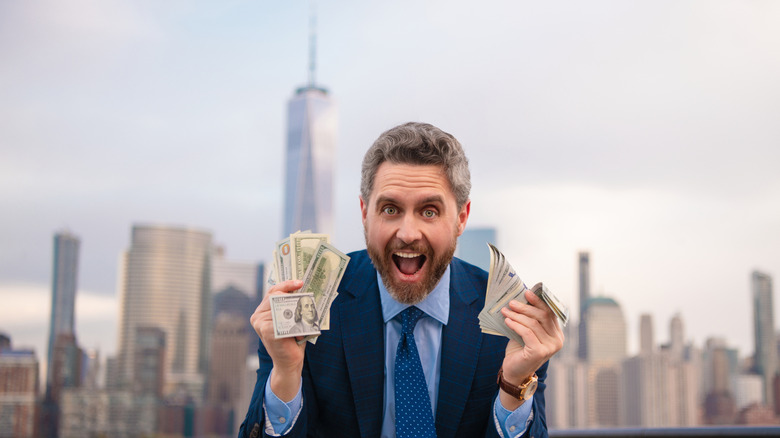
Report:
212,250,264,355
752,270,777,407
669,313,685,361
577,251,590,361
584,297,626,366
546,352,588,429
282,12,337,237
46,231,80,398
639,313,653,356
702,337,739,424
0,348,39,437
207,313,250,426
584,296,626,428
456,227,497,271
116,225,213,400
622,313,699,428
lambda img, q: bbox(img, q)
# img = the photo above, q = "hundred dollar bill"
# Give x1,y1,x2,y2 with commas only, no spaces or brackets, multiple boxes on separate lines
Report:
270,293,322,339
291,232,330,280
299,241,350,325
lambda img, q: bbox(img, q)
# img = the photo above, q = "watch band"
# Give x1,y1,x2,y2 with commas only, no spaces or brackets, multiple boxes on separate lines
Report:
497,367,538,401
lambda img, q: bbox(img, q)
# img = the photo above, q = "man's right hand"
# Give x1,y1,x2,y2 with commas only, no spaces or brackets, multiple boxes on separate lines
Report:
251,279,307,402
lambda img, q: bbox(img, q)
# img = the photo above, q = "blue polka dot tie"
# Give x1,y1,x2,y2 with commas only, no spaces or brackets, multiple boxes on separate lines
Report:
395,306,437,438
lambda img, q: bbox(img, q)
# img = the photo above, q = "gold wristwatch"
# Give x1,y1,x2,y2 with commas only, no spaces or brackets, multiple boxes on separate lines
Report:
497,367,538,401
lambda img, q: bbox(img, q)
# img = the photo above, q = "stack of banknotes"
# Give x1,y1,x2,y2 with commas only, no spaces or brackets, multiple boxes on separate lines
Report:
267,231,350,343
478,243,569,346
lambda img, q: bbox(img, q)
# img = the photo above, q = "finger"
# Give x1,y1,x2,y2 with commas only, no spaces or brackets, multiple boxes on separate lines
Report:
524,289,555,316
503,310,547,345
524,290,561,334
268,279,304,294
502,305,562,349
254,279,305,322
505,299,558,339
252,281,303,339
504,313,562,360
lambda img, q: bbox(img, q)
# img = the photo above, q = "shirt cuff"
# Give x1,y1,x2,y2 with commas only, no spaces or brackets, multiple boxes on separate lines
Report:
493,394,534,438
262,372,303,436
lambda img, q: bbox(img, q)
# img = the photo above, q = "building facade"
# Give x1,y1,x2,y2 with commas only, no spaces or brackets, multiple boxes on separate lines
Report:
283,86,337,237
116,225,213,400
0,349,39,438
46,231,80,398
578,251,591,361
752,270,776,407
584,296,626,428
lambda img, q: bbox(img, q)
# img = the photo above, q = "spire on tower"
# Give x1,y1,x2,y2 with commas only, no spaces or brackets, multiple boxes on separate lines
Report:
307,0,317,88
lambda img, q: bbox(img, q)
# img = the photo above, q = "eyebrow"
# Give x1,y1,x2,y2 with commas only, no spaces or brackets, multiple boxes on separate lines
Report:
374,194,445,206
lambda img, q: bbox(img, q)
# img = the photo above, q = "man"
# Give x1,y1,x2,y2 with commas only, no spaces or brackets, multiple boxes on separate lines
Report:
241,122,564,438
288,296,319,335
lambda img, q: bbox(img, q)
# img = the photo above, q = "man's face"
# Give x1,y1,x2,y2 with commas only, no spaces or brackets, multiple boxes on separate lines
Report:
361,162,470,304
300,296,316,324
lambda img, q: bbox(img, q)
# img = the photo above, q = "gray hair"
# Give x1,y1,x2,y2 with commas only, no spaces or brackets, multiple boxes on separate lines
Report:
360,122,471,208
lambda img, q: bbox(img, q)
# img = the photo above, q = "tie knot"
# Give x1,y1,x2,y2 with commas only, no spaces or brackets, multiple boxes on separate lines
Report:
400,306,425,335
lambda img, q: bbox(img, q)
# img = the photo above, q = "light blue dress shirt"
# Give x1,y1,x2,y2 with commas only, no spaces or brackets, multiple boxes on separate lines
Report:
263,266,534,437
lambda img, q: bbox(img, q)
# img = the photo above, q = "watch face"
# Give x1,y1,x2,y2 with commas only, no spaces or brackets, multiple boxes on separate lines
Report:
523,379,538,400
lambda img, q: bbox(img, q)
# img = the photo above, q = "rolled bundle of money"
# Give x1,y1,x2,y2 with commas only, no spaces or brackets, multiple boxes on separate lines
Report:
478,243,569,346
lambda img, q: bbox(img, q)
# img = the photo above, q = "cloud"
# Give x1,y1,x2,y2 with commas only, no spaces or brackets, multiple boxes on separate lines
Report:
0,283,117,357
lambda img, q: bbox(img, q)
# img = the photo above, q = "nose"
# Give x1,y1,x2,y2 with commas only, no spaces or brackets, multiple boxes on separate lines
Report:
395,213,422,244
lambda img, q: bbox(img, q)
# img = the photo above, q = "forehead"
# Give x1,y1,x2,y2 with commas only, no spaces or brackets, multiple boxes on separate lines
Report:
370,162,454,203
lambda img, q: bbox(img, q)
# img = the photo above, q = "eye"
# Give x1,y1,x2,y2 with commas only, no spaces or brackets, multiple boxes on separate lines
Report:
382,206,398,215
423,209,437,218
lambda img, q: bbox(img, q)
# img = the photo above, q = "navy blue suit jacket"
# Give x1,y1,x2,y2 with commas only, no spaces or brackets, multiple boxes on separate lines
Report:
239,250,550,438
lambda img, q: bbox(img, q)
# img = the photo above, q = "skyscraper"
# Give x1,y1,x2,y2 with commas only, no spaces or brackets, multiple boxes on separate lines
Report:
577,251,591,360
207,312,250,433
116,225,213,400
584,296,626,428
669,313,685,361
640,313,654,356
46,231,80,398
584,297,626,366
0,348,39,437
752,270,777,407
702,337,739,424
283,9,337,237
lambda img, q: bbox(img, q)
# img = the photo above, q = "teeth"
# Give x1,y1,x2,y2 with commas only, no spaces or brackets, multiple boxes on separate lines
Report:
395,252,421,258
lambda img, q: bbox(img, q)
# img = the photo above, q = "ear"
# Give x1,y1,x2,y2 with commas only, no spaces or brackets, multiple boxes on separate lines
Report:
360,196,368,227
456,200,471,237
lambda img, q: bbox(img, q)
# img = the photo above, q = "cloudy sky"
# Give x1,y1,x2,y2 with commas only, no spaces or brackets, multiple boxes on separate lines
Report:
1,1,779,365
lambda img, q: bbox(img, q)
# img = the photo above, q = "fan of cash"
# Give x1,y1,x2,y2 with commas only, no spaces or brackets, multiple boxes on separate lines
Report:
267,231,350,344
478,243,569,346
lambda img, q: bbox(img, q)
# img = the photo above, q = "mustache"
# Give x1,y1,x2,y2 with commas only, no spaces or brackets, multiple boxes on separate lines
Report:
386,240,430,254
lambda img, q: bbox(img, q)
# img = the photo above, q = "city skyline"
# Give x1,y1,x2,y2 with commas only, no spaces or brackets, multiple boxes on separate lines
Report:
1,225,777,431
1,1,780,374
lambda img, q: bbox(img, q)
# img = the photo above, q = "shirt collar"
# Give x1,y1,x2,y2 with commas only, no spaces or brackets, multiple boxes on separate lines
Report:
378,265,450,325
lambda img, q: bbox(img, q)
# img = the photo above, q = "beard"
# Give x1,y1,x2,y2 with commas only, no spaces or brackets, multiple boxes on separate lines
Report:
365,231,457,305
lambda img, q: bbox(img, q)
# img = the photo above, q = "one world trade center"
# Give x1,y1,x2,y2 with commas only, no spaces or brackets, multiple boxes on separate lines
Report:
283,9,337,237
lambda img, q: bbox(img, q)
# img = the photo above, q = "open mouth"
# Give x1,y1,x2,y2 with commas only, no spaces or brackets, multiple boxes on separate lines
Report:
392,252,426,276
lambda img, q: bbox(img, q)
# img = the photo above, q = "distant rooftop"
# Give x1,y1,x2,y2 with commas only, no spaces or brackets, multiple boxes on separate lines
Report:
295,85,329,95
584,296,620,309
0,348,37,358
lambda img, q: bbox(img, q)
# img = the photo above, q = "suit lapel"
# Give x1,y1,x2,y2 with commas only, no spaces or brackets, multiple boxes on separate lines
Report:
436,259,484,438
339,253,385,438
